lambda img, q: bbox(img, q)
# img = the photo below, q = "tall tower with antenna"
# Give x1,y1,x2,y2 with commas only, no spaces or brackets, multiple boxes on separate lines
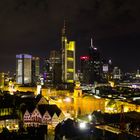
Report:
61,21,76,84
88,37,102,83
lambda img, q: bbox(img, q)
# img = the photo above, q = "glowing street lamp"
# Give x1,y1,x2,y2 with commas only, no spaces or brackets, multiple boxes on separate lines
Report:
88,114,92,121
64,97,71,102
37,84,42,95
79,122,87,130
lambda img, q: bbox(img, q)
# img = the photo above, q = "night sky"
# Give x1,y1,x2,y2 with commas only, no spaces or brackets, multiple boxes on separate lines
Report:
0,0,140,73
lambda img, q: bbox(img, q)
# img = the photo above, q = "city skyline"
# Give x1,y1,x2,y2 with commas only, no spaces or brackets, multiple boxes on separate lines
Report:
0,0,140,72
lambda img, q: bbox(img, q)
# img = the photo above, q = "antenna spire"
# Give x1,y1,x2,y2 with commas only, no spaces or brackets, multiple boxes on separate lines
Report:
62,20,66,36
91,38,94,48
91,37,97,50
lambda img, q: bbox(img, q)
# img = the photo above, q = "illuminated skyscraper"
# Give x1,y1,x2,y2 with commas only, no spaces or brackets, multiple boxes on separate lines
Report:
61,22,75,83
16,54,32,85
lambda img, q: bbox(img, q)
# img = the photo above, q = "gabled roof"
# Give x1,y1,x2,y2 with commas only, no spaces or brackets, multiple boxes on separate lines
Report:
37,96,49,105
24,110,31,117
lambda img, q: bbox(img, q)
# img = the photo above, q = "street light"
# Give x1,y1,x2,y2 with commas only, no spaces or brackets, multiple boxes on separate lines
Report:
79,122,87,130
88,114,92,121
64,97,71,102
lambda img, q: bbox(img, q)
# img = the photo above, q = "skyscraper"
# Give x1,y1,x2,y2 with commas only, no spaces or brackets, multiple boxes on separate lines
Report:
61,22,75,84
113,67,121,80
32,57,40,85
49,50,61,67
80,56,90,84
80,39,103,84
16,54,32,85
88,38,102,83
49,50,62,86
43,58,53,86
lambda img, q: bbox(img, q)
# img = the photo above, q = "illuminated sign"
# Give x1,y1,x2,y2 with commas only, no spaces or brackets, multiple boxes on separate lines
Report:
80,56,89,60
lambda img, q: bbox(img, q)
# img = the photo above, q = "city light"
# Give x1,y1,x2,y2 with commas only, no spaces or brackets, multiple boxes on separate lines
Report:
79,122,87,130
94,95,101,99
88,114,92,121
80,56,89,60
64,97,71,102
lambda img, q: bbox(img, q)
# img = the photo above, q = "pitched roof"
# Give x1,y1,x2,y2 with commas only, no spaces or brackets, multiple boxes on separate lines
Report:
37,96,49,105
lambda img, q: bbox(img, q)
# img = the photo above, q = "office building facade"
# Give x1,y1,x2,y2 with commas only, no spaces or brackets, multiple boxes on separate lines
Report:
61,23,75,84
80,39,103,84
16,54,32,85
49,50,62,85
32,57,40,85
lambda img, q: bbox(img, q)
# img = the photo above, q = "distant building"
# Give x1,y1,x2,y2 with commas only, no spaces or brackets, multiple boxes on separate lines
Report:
136,69,140,79
0,73,5,88
80,56,90,84
80,39,103,84
102,64,109,80
113,67,121,80
42,59,53,86
61,22,76,84
16,54,32,85
49,50,61,68
32,57,40,85
88,39,103,83
49,50,62,85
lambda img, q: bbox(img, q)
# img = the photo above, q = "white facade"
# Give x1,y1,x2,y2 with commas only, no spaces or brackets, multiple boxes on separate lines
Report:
16,54,32,84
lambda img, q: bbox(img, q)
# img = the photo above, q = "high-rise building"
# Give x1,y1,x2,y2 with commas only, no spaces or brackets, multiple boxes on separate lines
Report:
79,39,103,84
49,50,62,85
102,64,109,80
113,67,121,80
42,59,53,86
61,22,75,84
80,56,90,84
49,50,61,67
32,57,40,85
88,39,102,83
16,54,32,85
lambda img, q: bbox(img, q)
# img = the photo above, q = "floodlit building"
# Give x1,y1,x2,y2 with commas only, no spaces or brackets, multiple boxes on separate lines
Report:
16,54,32,85
61,22,75,84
